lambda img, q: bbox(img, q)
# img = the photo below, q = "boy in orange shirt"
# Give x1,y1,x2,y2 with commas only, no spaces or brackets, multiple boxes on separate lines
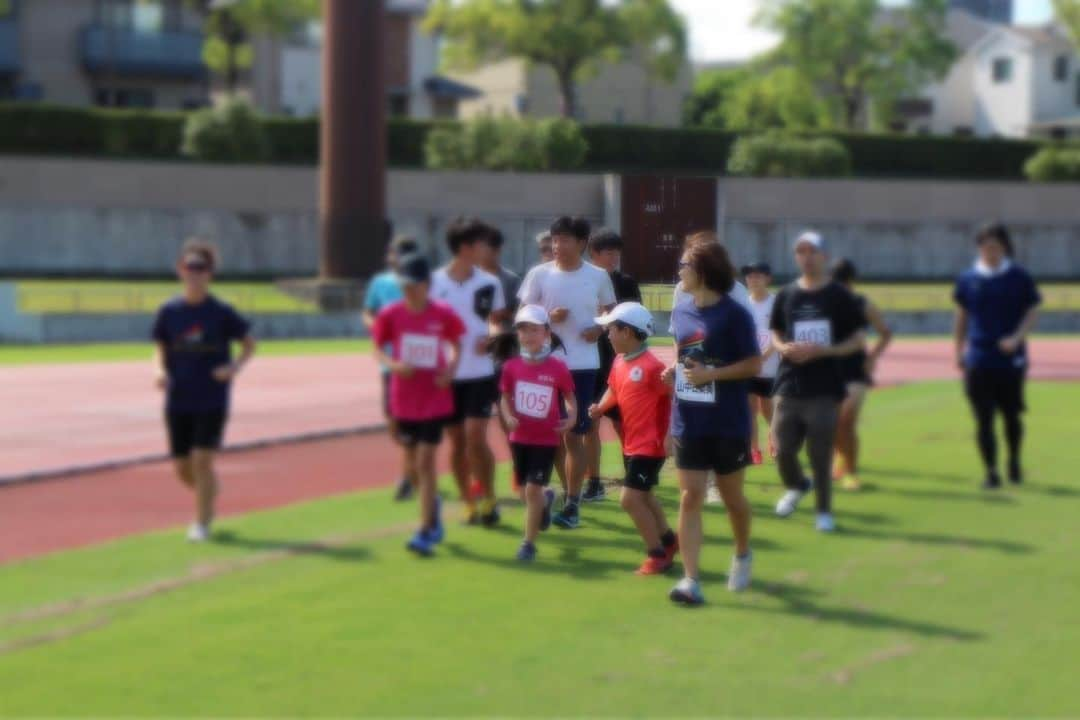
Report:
589,302,678,575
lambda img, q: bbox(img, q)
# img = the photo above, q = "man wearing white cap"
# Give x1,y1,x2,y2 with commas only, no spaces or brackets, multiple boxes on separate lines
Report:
769,231,867,532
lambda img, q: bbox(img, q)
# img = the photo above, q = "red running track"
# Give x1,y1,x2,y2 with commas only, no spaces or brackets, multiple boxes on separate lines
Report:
2,339,1078,563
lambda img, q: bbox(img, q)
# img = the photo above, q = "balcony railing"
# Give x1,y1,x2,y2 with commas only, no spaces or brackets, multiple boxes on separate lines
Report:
80,24,206,80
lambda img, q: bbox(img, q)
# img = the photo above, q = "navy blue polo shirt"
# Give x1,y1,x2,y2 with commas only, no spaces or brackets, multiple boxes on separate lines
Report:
152,295,252,413
953,263,1041,371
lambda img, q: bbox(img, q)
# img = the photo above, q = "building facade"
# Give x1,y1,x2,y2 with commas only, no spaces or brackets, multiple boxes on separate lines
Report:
250,0,479,119
1,0,208,109
448,55,693,127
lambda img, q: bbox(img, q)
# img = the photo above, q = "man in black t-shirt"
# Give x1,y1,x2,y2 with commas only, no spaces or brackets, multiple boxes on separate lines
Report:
768,231,866,533
583,229,642,502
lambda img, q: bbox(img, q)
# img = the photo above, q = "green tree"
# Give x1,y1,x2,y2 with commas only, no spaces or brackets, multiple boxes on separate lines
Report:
1054,0,1080,46
683,66,749,128
755,0,955,130
425,0,687,119
724,66,833,131
191,0,319,95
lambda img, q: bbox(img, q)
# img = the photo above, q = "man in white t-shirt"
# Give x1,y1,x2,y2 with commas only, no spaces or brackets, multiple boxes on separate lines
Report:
430,218,508,526
518,216,616,529
742,262,779,464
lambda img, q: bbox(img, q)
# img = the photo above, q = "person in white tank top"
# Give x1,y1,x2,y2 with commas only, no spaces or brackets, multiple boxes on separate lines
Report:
742,263,778,464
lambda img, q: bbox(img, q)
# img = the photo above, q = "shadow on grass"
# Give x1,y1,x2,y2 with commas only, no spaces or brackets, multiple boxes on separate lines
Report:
870,485,1018,505
212,531,372,562
837,527,1034,554
719,579,984,642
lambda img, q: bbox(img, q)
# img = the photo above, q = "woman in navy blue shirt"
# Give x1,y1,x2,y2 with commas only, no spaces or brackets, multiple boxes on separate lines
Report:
953,224,1040,489
665,234,762,605
153,239,256,542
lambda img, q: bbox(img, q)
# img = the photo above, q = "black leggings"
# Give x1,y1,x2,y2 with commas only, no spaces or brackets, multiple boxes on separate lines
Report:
964,368,1025,475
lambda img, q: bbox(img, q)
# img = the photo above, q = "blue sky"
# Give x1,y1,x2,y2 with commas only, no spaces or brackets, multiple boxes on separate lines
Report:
672,0,1056,62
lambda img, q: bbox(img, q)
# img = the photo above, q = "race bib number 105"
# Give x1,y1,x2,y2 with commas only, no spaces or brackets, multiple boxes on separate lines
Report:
400,333,439,369
793,319,832,347
514,381,554,419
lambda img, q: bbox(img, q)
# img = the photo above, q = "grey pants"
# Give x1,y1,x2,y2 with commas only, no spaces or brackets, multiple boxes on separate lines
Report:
772,395,840,513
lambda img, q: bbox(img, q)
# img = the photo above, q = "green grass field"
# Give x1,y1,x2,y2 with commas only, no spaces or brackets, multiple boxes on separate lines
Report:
0,338,371,365
641,282,1080,313
13,279,1080,316
2,381,1078,716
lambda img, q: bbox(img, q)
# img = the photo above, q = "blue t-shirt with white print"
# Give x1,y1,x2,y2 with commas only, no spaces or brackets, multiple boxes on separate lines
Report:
953,263,1040,371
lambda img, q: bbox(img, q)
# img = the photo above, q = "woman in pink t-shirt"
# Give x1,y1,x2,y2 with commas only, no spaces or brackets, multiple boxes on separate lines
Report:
373,255,464,557
497,305,577,562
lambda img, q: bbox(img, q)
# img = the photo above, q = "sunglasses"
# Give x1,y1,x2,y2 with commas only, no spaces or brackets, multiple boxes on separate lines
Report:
183,262,210,273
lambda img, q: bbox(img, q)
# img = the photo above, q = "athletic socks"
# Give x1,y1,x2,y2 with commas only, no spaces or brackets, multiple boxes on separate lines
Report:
660,530,677,548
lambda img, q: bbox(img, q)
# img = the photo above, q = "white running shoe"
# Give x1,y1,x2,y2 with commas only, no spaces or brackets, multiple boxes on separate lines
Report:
727,552,752,592
706,485,724,506
775,488,807,517
186,523,210,543
815,513,836,533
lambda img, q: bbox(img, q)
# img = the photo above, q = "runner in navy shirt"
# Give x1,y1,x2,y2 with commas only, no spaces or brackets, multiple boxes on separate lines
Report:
953,223,1041,489
153,238,255,543
664,236,762,606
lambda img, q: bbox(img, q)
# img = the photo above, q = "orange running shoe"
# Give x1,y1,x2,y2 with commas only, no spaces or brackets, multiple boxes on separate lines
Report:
636,555,674,576
751,449,764,465
663,535,680,565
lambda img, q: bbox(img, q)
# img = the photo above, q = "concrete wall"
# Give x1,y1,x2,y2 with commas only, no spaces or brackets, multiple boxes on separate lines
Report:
2,157,1080,280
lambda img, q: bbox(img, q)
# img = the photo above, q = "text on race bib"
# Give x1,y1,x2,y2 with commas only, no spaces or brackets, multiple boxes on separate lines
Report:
756,329,773,354
400,333,440,369
675,363,716,404
514,381,554,419
793,319,832,347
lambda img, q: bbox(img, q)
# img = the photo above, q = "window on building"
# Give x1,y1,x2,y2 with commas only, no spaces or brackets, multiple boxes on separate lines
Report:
953,126,974,137
992,57,1013,84
1054,55,1069,82
614,108,625,124
94,87,155,108
132,1,164,33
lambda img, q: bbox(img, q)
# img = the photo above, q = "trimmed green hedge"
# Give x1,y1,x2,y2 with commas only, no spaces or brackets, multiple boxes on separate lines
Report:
0,104,1051,179
1024,145,1080,182
727,133,851,178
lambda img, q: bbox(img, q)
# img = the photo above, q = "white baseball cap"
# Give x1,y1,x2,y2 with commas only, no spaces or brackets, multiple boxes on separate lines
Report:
514,304,550,327
794,230,825,251
594,302,655,338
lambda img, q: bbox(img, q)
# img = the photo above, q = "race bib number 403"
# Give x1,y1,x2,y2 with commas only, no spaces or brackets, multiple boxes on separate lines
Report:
793,319,832,347
514,381,554,419
675,363,716,404
400,333,440,369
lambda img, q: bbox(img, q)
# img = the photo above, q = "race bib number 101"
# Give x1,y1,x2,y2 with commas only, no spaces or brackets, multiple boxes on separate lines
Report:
793,319,832,347
401,333,439,369
675,363,716,404
515,381,554,419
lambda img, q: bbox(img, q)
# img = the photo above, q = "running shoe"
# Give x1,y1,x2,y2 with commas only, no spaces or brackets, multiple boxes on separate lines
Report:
393,476,414,502
751,449,764,466
982,471,1003,490
516,541,537,563
406,529,434,557
582,478,606,503
706,485,724,506
480,498,501,527
841,475,862,492
727,552,752,592
636,554,674,576
428,496,445,544
775,483,809,518
669,577,705,606
815,512,836,533
552,503,580,529
186,523,210,543
540,488,556,531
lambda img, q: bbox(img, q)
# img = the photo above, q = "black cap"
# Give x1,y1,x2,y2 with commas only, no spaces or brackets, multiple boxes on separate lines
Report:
395,253,431,285
741,262,772,277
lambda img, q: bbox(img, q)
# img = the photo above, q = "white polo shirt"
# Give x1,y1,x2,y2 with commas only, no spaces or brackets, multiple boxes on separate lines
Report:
430,266,506,381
